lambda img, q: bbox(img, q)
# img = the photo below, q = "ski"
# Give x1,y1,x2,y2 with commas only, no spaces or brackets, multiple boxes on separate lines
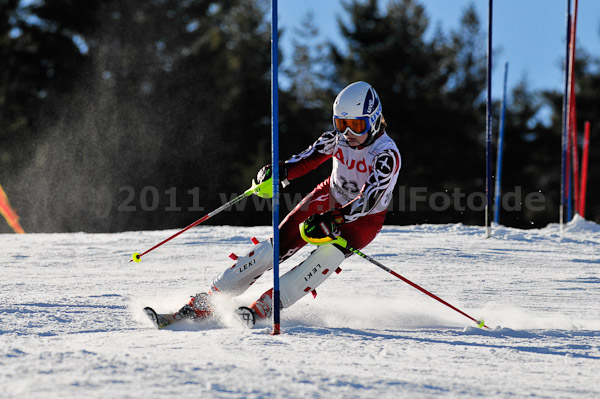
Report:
144,306,257,329
143,307,182,329
234,306,256,328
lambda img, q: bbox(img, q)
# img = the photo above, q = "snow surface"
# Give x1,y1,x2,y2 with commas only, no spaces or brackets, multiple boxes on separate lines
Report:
1,217,600,398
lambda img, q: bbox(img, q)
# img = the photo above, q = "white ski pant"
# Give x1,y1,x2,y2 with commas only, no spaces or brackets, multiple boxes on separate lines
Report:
211,239,345,308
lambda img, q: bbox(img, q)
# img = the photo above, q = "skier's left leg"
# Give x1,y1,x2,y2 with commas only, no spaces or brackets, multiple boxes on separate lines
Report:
248,211,387,320
278,177,336,262
248,243,346,319
336,212,386,257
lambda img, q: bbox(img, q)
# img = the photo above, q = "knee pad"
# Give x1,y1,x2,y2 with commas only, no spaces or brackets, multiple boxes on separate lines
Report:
279,244,345,309
211,239,273,296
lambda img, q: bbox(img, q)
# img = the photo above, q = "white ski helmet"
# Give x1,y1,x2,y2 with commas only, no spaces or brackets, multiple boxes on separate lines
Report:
332,81,383,146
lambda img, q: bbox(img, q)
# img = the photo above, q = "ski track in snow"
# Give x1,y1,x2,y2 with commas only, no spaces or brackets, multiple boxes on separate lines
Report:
1,218,600,398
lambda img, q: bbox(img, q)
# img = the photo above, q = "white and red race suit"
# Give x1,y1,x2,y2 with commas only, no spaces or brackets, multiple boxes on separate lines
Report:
278,130,401,261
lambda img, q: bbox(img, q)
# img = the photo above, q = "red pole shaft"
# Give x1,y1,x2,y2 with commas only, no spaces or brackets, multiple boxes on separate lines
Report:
386,268,490,329
580,121,590,217
130,189,253,262
134,214,210,260
347,243,490,329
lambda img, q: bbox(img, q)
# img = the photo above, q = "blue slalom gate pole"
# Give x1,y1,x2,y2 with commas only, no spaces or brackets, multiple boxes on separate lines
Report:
271,0,281,335
494,62,508,225
560,0,571,230
485,0,493,237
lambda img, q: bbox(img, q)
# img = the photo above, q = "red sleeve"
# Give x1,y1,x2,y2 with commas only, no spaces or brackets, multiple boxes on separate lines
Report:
285,131,337,180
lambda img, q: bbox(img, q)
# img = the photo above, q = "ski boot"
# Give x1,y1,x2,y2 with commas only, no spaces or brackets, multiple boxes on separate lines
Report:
234,288,275,328
173,292,213,321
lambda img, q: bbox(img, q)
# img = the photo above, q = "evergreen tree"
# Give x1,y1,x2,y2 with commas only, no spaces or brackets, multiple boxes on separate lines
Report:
278,12,335,211
4,0,593,232
497,80,559,227
1,0,273,232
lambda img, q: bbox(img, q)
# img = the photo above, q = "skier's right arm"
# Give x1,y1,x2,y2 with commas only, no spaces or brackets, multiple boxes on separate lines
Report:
256,131,336,185
284,131,336,180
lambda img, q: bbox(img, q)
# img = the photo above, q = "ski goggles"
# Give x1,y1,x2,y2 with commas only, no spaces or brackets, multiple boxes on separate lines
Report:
333,116,371,137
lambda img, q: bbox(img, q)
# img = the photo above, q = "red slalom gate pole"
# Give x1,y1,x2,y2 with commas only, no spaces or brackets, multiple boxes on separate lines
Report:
569,98,580,214
332,236,490,329
580,121,590,217
568,0,580,214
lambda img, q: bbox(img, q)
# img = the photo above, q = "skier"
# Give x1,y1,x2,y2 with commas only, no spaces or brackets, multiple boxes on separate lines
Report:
146,81,401,328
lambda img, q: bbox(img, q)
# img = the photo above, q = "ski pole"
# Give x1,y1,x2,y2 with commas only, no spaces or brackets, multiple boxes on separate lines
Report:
299,225,489,329
334,236,489,329
130,179,273,263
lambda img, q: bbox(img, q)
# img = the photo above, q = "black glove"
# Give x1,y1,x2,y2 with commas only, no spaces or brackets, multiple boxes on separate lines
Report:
257,162,289,185
302,209,345,240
